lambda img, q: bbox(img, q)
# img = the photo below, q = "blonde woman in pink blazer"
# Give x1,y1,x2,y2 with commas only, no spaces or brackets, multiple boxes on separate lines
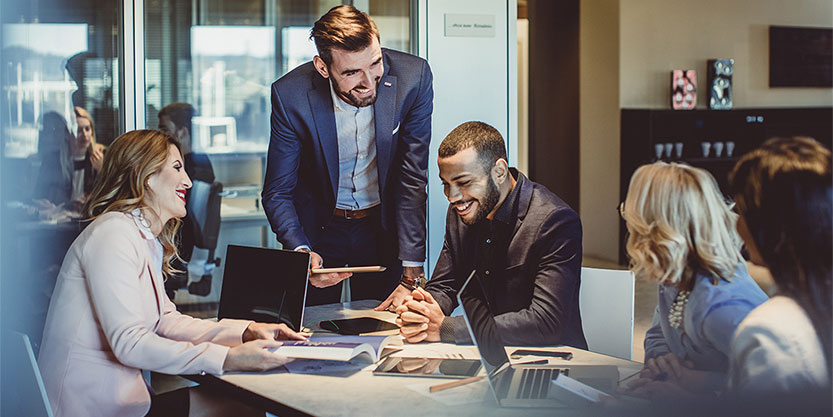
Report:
38,129,306,417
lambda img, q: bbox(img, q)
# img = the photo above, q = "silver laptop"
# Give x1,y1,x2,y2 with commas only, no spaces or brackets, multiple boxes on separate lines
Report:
457,271,619,408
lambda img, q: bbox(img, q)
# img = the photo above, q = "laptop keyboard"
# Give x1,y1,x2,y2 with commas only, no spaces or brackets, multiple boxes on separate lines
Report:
515,368,567,399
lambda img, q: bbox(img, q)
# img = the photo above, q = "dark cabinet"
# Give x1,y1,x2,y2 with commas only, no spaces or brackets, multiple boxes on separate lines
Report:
618,107,833,264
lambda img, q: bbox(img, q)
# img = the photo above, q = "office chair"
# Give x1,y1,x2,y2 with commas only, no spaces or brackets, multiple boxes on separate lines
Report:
579,267,635,360
165,180,223,298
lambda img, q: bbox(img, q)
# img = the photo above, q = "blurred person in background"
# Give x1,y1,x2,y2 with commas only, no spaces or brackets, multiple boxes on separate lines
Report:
33,107,105,212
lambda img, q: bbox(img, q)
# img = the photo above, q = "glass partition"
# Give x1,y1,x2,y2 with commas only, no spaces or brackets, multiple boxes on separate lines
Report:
0,0,122,354
144,0,412,309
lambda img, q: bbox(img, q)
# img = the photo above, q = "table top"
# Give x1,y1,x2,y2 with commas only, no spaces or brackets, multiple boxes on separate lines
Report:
205,300,642,417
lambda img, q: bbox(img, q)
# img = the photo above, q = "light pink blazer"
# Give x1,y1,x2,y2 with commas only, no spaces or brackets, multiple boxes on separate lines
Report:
39,211,252,417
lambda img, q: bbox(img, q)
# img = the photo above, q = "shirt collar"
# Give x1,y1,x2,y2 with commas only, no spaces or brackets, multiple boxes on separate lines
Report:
329,79,360,113
129,208,155,240
492,169,521,226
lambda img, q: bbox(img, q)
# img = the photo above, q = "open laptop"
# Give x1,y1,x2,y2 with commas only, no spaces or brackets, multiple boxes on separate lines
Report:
457,271,619,408
218,245,310,332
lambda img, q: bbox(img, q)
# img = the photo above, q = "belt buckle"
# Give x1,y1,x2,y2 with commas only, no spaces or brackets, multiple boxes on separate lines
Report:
344,209,356,220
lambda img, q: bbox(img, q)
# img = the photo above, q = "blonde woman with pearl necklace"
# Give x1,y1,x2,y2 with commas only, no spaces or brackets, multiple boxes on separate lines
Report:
619,162,767,400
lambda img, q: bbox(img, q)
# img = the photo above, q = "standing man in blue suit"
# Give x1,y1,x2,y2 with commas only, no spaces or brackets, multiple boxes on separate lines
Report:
263,5,433,307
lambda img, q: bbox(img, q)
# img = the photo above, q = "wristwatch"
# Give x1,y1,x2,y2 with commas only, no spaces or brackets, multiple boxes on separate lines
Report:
399,273,427,291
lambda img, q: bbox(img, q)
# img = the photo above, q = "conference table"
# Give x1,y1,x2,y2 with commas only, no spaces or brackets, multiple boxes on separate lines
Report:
194,300,643,417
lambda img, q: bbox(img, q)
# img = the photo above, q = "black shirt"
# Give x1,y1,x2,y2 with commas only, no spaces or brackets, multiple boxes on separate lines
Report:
473,178,521,302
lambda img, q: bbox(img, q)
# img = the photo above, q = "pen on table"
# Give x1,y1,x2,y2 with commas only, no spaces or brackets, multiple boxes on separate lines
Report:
513,359,548,366
617,370,669,385
429,375,484,393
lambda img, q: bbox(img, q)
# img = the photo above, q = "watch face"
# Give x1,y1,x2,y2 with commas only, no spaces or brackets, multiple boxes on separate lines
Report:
416,276,428,288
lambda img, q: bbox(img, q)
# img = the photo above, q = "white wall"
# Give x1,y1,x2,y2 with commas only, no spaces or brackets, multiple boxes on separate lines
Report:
620,0,833,109
418,0,517,275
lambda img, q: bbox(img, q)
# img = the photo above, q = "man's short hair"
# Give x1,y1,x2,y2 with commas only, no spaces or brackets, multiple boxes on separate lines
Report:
310,5,380,66
438,121,508,174
158,102,196,137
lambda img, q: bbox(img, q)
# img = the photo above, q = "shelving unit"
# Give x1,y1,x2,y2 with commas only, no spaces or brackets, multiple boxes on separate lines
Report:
618,107,833,264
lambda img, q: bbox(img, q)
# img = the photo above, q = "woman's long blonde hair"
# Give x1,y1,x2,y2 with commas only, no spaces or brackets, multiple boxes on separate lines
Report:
74,106,97,145
623,162,743,289
84,129,182,277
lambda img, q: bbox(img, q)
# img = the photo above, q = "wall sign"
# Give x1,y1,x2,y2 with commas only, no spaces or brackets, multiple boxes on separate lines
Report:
444,14,495,38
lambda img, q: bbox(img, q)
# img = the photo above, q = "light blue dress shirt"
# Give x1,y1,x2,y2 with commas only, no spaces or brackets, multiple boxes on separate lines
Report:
321,82,421,268
330,82,381,211
643,264,769,374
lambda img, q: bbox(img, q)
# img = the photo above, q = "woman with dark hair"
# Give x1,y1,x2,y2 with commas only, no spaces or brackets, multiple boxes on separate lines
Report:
38,130,306,417
728,136,832,393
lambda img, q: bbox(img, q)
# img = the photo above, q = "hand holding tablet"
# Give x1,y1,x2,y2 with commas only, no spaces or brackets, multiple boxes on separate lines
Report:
310,266,386,274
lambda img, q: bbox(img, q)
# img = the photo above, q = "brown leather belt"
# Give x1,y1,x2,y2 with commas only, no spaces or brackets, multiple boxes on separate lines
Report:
333,205,379,220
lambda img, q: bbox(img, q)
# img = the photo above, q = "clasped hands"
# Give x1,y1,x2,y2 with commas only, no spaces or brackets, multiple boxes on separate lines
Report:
394,288,445,343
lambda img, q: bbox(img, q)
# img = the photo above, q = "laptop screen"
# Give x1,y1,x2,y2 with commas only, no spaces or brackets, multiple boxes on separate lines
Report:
457,270,511,376
218,245,310,331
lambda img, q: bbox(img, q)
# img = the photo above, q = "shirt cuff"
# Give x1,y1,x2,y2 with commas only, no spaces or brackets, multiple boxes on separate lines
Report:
294,245,311,252
204,344,231,376
216,318,254,346
401,260,424,268
439,317,456,343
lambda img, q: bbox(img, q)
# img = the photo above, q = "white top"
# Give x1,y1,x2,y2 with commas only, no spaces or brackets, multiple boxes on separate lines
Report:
729,295,830,392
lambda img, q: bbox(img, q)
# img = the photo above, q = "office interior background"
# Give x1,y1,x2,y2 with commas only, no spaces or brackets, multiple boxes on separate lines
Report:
0,0,831,411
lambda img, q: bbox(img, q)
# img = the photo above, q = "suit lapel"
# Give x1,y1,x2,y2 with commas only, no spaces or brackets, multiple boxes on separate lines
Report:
374,51,397,194
508,172,532,265
308,74,339,202
146,264,163,318
135,232,164,320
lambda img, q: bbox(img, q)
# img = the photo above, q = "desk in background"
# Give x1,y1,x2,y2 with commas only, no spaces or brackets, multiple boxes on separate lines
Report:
195,300,642,417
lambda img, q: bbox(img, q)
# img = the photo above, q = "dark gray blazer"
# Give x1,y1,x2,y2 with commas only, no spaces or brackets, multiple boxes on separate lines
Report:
426,170,587,348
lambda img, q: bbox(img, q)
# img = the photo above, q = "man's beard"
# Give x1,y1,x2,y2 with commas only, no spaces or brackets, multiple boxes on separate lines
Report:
462,178,501,226
333,77,380,108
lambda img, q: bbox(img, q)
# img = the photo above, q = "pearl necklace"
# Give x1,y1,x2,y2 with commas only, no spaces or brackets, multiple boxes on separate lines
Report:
668,290,691,329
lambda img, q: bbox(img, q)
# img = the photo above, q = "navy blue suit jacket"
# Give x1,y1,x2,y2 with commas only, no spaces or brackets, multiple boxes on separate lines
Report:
262,49,433,262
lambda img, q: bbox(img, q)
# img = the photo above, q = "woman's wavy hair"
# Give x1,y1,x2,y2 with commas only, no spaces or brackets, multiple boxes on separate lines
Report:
84,129,183,277
623,162,743,289
729,136,832,372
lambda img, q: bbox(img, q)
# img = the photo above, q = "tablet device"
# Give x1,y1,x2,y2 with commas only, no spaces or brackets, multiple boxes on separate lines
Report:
319,317,399,335
373,357,482,379
311,266,386,274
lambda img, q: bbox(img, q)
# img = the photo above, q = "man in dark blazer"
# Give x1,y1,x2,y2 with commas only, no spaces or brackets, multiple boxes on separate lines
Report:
396,122,587,347
262,5,433,306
